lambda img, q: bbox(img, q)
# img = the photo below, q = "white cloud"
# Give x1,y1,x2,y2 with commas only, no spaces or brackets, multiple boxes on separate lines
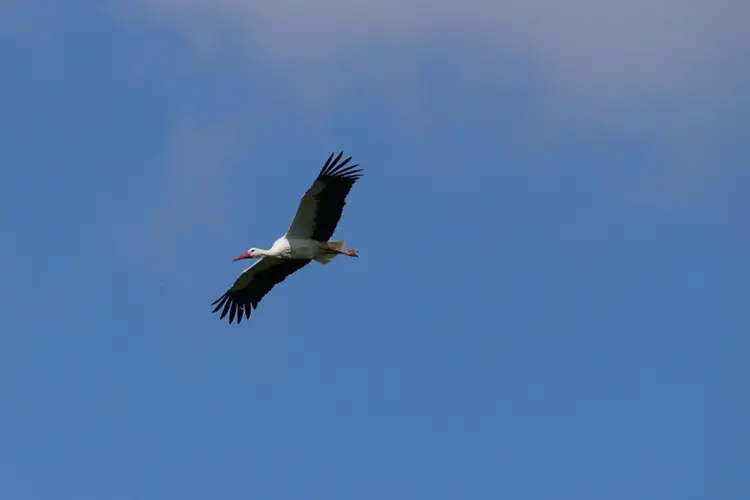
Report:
131,0,748,110
125,0,748,205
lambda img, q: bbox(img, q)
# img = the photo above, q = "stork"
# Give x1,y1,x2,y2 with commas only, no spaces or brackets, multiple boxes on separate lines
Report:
211,151,363,324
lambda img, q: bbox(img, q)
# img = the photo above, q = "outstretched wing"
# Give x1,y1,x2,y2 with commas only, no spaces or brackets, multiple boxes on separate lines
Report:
211,257,312,324
285,151,364,241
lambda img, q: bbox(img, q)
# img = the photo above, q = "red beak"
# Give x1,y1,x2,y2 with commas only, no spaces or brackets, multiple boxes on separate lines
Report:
232,251,252,262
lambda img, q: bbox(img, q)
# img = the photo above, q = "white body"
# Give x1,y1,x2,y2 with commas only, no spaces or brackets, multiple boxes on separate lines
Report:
268,236,326,259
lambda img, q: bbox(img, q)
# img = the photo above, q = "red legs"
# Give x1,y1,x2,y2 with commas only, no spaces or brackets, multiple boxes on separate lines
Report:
329,248,359,257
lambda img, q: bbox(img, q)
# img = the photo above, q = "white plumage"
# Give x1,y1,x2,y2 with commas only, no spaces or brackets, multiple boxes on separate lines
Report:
211,151,363,324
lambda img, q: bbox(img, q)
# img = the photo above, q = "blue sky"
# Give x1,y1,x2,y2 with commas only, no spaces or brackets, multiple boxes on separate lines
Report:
1,1,748,498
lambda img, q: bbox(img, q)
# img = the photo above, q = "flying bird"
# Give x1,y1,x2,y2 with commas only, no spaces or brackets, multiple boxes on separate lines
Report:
211,151,363,324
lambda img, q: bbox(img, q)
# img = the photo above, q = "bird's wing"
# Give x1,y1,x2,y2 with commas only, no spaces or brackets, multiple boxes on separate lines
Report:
211,257,311,324
284,151,363,241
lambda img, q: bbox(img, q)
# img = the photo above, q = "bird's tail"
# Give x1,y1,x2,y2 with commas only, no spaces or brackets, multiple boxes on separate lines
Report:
314,240,345,264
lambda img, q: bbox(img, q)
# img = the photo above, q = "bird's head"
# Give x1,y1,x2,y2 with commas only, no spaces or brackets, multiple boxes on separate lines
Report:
232,248,260,261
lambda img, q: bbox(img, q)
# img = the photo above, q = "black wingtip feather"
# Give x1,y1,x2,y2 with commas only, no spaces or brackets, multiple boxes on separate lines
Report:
318,151,363,182
229,301,237,324
321,151,344,173
322,152,333,169
211,295,227,313
221,298,231,320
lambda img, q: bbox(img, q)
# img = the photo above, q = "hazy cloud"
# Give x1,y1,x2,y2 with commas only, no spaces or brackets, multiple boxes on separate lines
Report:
124,0,748,206
131,0,748,112
0,0,39,42
112,118,237,270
